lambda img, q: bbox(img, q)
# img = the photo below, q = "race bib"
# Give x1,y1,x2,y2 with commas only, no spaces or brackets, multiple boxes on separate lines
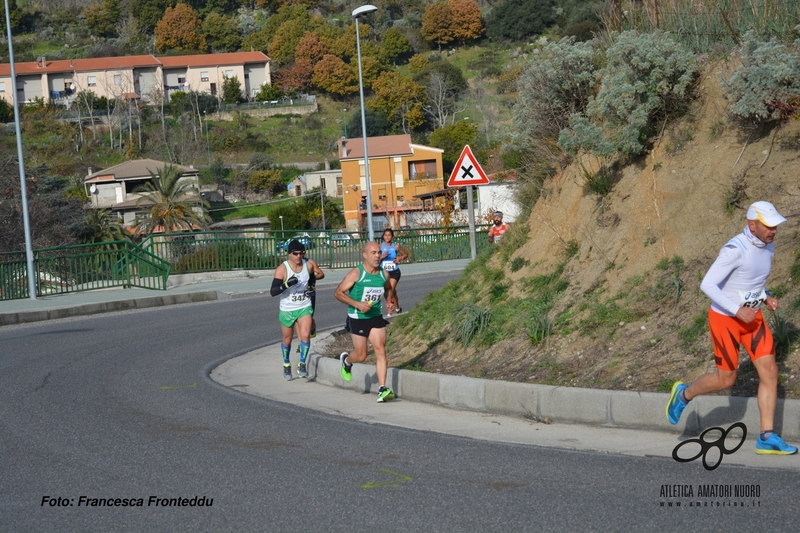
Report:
383,261,397,271
739,287,767,309
289,288,308,302
362,287,384,303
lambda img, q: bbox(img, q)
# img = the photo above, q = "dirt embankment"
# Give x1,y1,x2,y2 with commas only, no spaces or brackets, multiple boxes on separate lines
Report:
322,61,800,398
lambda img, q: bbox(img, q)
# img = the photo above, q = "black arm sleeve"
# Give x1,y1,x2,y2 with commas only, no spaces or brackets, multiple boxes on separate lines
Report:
270,277,286,297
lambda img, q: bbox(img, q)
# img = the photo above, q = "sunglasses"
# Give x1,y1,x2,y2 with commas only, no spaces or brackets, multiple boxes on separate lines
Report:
290,251,305,256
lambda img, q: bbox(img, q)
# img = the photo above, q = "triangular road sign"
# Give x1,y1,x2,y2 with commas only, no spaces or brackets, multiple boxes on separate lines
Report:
447,145,490,187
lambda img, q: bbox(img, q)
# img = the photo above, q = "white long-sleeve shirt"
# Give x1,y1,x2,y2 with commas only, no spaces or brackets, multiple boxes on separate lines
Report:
700,228,773,317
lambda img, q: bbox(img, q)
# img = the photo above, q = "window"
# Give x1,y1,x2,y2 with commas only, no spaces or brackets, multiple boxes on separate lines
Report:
320,177,326,190
409,160,437,179
225,70,234,79
114,75,121,86
200,72,209,82
0,82,5,92
178,77,186,84
87,76,96,87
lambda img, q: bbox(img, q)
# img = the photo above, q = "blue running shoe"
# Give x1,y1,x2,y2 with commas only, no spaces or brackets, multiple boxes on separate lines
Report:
756,434,798,455
283,364,292,381
666,381,688,425
340,352,352,382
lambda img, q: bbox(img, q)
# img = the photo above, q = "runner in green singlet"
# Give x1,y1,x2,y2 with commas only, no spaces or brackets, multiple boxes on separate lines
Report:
334,241,395,402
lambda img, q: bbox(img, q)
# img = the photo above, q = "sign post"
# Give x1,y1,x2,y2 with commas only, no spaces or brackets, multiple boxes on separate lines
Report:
447,145,490,260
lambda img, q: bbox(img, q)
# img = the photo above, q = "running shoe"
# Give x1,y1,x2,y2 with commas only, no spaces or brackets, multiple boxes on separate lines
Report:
395,308,402,314
340,352,352,382
283,364,292,381
377,386,395,403
665,381,688,425
310,319,317,338
297,362,308,378
756,434,798,455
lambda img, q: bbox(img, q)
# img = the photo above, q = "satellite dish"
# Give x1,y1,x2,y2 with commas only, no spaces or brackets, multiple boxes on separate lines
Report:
90,184,97,194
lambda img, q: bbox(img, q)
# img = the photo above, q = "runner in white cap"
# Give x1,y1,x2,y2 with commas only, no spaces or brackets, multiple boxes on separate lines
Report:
666,201,796,455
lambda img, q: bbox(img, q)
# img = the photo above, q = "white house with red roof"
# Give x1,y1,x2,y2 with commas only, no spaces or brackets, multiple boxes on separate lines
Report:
0,52,270,107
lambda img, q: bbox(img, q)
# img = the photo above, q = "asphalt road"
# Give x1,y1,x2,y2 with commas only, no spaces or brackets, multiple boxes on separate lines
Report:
2,271,799,532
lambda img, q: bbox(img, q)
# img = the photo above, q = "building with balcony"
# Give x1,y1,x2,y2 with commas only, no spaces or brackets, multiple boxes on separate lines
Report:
338,135,444,231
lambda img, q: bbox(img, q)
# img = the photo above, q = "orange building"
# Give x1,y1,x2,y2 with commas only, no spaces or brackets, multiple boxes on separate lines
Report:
338,135,444,231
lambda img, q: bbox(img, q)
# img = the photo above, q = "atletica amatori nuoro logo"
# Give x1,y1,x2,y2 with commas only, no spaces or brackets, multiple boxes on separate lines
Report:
672,422,747,471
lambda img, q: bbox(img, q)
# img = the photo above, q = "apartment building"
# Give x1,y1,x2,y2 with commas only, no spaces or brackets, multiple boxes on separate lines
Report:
0,52,271,107
338,134,445,230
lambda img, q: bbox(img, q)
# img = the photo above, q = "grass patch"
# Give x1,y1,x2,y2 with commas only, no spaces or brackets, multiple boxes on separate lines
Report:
578,298,641,338
510,256,529,272
768,310,800,360
679,313,708,346
455,304,492,347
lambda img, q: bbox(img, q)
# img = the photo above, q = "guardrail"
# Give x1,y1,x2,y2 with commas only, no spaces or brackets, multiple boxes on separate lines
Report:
0,241,171,301
1,226,491,301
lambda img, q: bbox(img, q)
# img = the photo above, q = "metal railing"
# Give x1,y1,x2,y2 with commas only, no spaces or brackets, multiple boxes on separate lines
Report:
139,226,492,272
0,226,491,301
0,241,171,301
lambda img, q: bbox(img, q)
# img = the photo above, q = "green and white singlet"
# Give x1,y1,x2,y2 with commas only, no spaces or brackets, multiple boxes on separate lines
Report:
347,264,386,319
279,260,312,312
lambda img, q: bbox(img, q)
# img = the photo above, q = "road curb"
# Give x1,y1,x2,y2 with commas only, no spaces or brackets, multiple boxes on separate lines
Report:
0,290,222,326
309,330,800,438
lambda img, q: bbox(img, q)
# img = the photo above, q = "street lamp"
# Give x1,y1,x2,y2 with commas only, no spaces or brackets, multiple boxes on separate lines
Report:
352,4,377,241
278,215,284,241
342,108,347,138
5,0,36,299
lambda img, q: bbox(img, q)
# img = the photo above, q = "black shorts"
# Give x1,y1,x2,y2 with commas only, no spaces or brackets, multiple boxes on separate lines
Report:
346,315,388,337
384,268,401,281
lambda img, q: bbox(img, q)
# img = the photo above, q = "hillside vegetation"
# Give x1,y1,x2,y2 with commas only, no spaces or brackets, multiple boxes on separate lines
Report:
384,58,800,398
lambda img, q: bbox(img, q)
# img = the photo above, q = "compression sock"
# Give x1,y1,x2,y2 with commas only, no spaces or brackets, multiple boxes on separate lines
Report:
299,341,310,364
281,344,291,365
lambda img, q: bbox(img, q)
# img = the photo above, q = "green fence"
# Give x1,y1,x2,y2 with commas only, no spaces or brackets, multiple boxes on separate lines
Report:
0,241,171,301
1,226,490,301
139,226,492,273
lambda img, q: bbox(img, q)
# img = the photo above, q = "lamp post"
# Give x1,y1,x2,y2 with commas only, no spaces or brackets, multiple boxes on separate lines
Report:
279,215,284,240
204,110,211,167
5,0,36,300
342,108,347,138
352,4,377,241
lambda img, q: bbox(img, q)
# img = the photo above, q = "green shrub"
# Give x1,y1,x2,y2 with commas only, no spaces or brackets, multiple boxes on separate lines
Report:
485,0,556,42
721,34,800,123
559,30,698,157
455,304,492,346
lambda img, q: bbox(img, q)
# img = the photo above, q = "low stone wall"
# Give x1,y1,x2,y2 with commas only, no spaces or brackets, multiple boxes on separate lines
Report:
216,102,318,121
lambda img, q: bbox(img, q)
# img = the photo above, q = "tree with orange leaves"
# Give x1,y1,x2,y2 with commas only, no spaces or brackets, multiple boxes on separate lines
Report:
154,4,207,52
421,0,484,50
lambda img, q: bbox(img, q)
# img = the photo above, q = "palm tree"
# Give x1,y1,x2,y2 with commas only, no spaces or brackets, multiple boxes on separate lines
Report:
132,165,210,235
82,209,130,247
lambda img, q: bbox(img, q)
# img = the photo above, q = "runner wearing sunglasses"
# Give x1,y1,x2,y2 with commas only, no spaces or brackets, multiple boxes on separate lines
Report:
270,240,325,380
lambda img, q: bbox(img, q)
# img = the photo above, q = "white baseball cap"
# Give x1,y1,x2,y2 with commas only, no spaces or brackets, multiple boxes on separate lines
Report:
747,201,786,227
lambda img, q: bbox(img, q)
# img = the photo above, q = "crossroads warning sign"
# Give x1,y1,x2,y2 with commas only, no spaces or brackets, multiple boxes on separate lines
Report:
447,145,489,187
